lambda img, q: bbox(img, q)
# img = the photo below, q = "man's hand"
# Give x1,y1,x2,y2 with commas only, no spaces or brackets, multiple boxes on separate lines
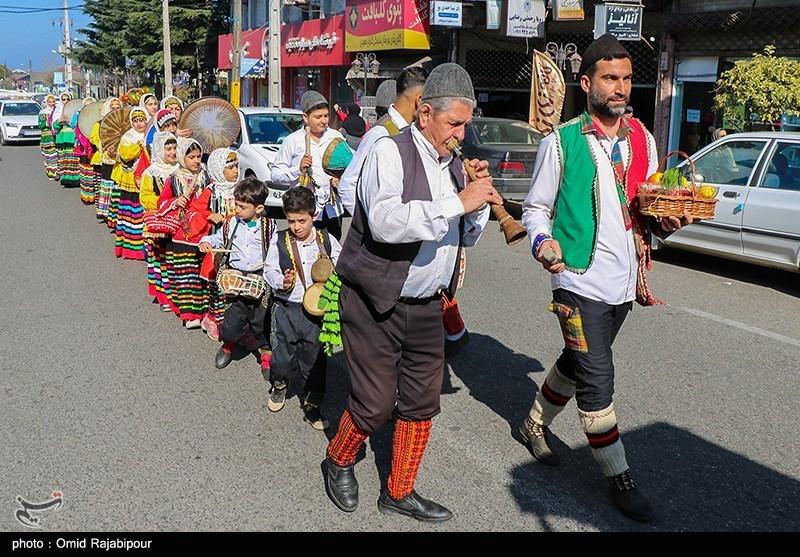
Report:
660,209,695,232
173,195,189,209
282,268,295,289
537,239,565,274
198,241,212,253
300,154,312,171
466,158,491,179
458,177,502,213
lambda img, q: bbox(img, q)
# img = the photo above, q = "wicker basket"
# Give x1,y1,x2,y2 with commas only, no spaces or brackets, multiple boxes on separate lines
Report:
637,150,718,220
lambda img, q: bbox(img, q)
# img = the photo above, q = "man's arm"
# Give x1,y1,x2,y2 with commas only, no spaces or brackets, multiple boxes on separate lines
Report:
270,133,301,186
338,126,387,215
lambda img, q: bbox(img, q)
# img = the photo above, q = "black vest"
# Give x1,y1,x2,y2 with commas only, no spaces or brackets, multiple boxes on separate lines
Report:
276,228,333,294
336,126,466,315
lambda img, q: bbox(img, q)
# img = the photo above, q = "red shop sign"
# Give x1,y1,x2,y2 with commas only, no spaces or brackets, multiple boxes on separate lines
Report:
281,15,350,68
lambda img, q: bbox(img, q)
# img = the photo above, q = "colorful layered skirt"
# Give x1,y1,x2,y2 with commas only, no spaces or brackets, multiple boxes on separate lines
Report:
164,242,208,322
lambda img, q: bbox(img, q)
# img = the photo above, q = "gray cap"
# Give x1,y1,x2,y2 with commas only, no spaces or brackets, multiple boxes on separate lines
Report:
300,90,327,113
375,79,397,109
421,63,475,102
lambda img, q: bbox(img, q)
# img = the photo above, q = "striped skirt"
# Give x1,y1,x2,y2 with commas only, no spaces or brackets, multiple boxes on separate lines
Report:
114,188,146,260
164,242,208,322
95,164,114,220
145,237,170,306
78,156,96,205
106,185,120,230
56,145,80,188
41,135,57,179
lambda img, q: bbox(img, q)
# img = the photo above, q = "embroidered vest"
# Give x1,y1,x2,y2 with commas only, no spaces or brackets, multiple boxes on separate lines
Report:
275,228,332,294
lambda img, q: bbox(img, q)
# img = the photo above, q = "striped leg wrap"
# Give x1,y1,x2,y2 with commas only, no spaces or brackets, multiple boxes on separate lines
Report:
327,409,369,467
387,419,432,500
528,364,576,428
578,404,629,478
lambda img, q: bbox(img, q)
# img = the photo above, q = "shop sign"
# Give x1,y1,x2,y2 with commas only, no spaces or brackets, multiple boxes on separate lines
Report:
594,2,643,41
486,0,502,30
241,58,267,79
282,15,349,67
431,1,462,27
553,0,584,21
217,28,268,70
345,0,431,52
502,0,546,39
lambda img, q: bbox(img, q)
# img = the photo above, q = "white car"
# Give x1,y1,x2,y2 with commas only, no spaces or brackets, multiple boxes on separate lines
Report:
233,106,305,207
0,99,42,144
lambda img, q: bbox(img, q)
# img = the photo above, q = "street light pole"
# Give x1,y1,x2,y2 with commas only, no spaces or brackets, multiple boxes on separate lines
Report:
230,0,242,107
353,52,377,100
163,0,173,97
267,0,281,107
62,0,73,95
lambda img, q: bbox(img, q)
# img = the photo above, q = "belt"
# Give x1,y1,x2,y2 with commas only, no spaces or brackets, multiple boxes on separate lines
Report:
397,292,442,305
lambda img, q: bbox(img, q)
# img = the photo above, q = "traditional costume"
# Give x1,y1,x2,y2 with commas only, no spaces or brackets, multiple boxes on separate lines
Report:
111,107,148,260
74,98,97,204
38,95,57,180
93,97,120,221
52,93,80,188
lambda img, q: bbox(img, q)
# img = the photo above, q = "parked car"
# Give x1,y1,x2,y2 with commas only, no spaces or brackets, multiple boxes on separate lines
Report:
460,117,544,202
0,99,41,145
232,106,305,207
653,131,800,273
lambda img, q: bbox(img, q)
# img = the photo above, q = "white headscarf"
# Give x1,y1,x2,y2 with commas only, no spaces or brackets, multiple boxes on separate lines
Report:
207,148,238,215
171,137,208,193
100,96,121,118
139,92,159,116
119,107,148,146
40,94,56,116
144,132,179,180
160,95,184,111
51,92,72,124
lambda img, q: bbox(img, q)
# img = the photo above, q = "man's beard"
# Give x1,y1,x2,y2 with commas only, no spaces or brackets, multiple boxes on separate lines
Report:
589,90,629,117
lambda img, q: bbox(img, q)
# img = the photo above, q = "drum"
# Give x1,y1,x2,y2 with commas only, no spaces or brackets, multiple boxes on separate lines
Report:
302,282,325,317
310,257,334,284
216,268,266,299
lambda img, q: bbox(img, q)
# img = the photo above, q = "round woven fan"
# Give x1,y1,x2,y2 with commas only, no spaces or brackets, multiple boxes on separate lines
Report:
62,99,83,124
99,107,132,154
77,100,104,138
179,97,240,154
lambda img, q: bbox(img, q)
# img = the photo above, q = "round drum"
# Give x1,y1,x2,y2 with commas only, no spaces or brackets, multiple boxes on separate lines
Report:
302,282,325,317
217,268,266,299
311,257,334,284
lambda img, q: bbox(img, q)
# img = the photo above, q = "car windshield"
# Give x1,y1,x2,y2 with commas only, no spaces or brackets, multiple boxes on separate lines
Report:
472,119,543,145
2,103,40,116
244,113,304,144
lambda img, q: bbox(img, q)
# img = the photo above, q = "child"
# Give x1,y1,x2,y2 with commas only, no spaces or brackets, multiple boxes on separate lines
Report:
263,186,341,430
270,90,346,240
111,107,149,260
198,176,276,376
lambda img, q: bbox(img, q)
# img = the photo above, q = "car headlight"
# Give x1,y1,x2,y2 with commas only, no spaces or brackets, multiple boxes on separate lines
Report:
5,123,20,128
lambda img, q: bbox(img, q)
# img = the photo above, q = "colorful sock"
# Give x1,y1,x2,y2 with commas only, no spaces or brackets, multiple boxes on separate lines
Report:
387,419,432,500
327,409,369,467
442,292,466,339
221,342,234,354
578,403,629,477
527,364,576,429
259,349,271,369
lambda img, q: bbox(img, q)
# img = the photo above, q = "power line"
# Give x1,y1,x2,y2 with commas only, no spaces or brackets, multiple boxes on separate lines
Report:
0,3,84,13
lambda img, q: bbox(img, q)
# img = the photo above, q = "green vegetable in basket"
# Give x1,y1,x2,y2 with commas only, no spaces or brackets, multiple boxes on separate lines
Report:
660,168,688,190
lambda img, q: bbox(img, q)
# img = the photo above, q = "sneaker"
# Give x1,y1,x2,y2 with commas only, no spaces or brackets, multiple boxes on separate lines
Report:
267,386,286,412
303,405,330,430
184,319,202,330
608,470,653,522
202,316,219,341
518,417,560,466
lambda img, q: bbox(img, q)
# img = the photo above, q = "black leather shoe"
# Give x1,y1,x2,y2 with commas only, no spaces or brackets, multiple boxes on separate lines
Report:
608,470,653,522
444,329,470,358
325,457,358,512
214,346,233,369
377,489,453,523
518,419,560,466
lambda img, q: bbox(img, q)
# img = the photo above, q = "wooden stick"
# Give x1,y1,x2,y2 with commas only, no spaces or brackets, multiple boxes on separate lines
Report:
210,248,237,254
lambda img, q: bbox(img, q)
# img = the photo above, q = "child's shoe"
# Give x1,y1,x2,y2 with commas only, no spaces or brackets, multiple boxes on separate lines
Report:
268,384,287,412
303,403,330,430
185,319,202,330
215,343,234,369
202,315,219,341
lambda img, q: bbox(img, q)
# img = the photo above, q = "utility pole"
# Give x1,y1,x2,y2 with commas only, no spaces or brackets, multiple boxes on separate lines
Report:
62,0,73,96
163,0,173,97
230,0,242,107
268,0,281,107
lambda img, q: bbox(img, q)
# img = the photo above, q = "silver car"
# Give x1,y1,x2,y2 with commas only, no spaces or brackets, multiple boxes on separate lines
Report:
233,107,305,207
0,99,41,144
653,131,800,273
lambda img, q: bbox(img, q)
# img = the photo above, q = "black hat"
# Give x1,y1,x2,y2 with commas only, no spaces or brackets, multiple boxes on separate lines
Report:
578,33,632,77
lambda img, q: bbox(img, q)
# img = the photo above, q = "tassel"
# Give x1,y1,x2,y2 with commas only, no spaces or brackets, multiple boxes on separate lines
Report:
318,272,343,356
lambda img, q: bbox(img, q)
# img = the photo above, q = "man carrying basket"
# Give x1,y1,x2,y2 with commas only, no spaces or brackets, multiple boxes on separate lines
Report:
519,34,695,523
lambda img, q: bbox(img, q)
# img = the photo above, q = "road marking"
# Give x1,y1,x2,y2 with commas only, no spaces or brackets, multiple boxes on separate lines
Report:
676,306,800,349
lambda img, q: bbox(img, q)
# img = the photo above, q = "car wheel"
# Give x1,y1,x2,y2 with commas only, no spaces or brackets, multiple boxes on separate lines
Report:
0,130,7,146
245,169,255,178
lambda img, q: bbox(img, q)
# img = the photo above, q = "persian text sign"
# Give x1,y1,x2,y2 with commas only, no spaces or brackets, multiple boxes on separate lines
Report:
345,0,430,52
594,2,643,41
502,0,546,39
282,15,349,67
431,1,462,27
553,0,584,21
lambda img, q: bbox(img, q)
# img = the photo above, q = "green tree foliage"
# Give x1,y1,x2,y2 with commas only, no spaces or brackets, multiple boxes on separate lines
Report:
714,45,800,131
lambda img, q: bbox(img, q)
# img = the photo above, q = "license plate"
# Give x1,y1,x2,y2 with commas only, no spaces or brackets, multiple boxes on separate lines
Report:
23,130,39,136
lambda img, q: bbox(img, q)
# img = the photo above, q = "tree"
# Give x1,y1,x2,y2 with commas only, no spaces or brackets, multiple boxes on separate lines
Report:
714,45,800,132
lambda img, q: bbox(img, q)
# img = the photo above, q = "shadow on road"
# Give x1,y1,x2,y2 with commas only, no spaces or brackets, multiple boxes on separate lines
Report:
509,421,800,531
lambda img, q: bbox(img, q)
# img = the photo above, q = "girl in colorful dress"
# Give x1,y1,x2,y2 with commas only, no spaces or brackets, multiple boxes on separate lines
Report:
38,94,57,180
111,107,148,260
158,138,211,329
198,147,240,340
93,97,121,222
74,97,97,205
140,131,179,311
52,92,80,188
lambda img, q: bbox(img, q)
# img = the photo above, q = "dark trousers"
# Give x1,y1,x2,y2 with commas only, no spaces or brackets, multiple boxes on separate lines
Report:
315,212,342,241
552,288,632,412
270,300,326,406
219,295,269,349
340,282,445,434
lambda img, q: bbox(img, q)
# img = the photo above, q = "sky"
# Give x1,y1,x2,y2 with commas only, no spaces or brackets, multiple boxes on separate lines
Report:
0,0,91,73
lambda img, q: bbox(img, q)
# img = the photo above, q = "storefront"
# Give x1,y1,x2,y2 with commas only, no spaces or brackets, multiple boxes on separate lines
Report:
217,27,268,107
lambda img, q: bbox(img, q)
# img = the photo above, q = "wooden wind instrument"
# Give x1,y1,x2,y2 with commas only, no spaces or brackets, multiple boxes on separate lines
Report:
446,139,528,246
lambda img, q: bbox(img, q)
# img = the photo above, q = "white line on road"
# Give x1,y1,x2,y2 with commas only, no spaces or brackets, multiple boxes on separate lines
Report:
675,306,800,349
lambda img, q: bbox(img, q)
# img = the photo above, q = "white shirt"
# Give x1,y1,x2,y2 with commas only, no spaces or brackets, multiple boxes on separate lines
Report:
263,230,342,304
359,125,491,299
522,124,658,305
200,217,270,272
338,104,408,215
270,126,346,219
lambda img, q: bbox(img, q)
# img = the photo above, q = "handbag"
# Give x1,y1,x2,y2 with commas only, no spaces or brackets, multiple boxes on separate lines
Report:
143,177,197,239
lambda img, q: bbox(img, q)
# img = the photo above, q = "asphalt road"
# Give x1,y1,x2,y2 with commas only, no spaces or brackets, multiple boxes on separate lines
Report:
1,142,798,535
